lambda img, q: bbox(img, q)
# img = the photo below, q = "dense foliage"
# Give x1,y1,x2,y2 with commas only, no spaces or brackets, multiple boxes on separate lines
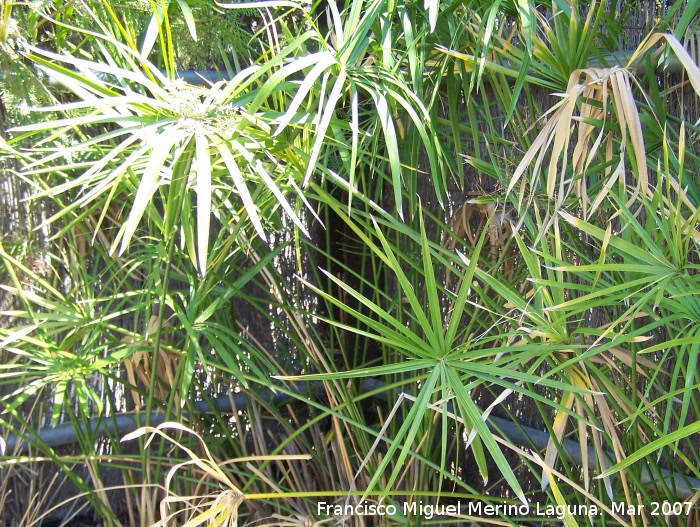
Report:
2,0,700,525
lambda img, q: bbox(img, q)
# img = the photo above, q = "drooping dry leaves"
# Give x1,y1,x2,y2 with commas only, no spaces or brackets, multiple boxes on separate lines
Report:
123,315,180,408
443,197,515,284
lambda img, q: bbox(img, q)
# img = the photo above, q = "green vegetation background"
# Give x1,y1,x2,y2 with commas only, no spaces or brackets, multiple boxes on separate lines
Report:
1,0,700,525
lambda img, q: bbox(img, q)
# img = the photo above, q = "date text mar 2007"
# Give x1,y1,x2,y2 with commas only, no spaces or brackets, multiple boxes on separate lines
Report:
317,500,694,519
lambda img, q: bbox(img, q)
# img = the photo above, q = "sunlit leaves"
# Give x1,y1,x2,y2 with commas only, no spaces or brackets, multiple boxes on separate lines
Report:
12,42,313,274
